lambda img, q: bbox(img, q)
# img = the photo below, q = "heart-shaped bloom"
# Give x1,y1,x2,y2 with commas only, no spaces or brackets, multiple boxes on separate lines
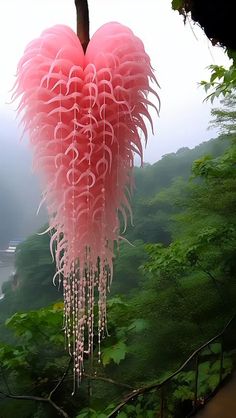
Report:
14,22,159,379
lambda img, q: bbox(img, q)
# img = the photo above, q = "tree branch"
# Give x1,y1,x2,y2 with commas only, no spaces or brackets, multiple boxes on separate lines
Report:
0,390,70,418
74,0,90,52
197,261,225,304
49,357,73,399
0,359,73,418
84,373,135,390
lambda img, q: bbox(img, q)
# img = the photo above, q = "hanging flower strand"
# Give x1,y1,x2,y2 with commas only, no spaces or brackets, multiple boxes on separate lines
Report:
13,0,159,381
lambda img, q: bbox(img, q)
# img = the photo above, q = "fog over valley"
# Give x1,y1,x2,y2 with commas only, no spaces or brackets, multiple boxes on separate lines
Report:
0,113,47,248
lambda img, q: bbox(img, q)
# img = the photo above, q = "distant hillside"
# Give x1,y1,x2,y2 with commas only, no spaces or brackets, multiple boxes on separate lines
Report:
125,136,229,244
0,134,230,312
134,136,228,198
0,113,227,250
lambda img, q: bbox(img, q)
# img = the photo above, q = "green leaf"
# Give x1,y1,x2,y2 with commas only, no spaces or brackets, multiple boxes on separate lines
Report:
171,0,184,11
76,408,98,418
128,319,149,333
102,341,127,366
116,413,127,418
125,405,136,413
173,385,194,401
210,342,221,354
107,297,129,308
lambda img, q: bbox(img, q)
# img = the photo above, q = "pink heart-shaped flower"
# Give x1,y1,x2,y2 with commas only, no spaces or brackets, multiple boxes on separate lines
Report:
14,22,158,378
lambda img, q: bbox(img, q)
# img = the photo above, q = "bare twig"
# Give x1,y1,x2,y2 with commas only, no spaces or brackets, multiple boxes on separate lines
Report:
45,370,134,392
197,261,225,304
49,357,73,399
74,0,90,52
84,373,135,390
0,390,70,418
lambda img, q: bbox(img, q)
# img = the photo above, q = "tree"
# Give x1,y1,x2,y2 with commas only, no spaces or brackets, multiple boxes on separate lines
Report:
0,304,82,418
200,65,236,102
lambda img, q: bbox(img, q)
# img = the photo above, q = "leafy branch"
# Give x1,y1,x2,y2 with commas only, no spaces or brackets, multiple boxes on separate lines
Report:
107,313,236,417
0,358,73,418
200,64,236,103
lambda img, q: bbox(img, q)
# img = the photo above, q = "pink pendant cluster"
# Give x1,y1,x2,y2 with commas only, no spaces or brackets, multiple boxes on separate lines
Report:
14,22,158,379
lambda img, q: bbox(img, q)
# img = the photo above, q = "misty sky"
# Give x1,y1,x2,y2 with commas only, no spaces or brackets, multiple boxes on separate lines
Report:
0,0,231,163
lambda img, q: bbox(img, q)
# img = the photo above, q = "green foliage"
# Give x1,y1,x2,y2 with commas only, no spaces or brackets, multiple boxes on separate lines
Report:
171,0,184,11
77,409,108,418
0,230,59,319
0,303,89,418
174,356,233,401
102,341,127,366
200,65,236,102
209,96,236,136
112,240,147,294
100,297,148,368
0,303,65,375
77,394,159,418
